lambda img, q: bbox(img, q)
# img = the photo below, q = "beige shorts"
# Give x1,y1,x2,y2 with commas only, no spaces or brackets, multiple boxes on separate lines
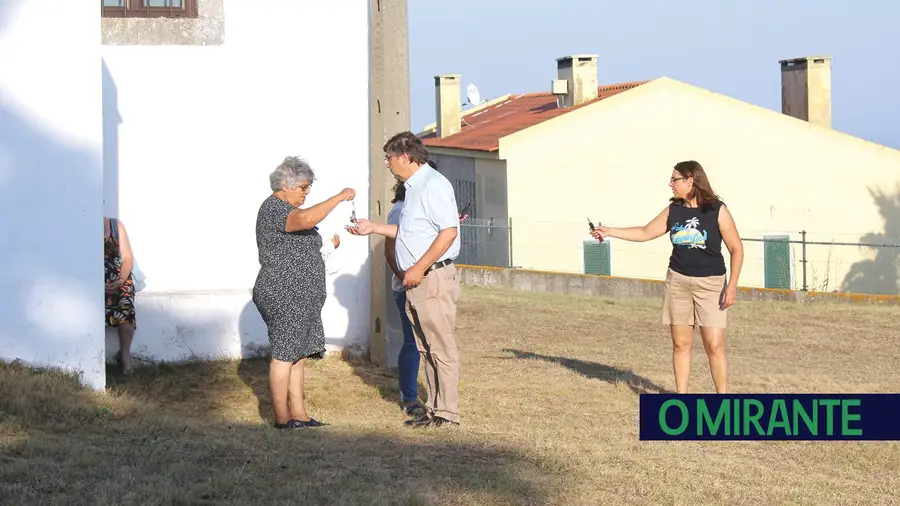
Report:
662,268,728,328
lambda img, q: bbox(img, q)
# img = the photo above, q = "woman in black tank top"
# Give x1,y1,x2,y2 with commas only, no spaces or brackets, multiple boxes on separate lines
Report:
590,161,744,394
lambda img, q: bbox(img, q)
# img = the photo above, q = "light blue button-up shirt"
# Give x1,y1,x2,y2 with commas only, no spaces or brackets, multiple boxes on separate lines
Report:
395,164,461,271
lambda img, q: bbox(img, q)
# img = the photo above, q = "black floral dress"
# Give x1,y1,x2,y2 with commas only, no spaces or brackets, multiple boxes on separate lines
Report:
252,195,327,363
105,218,137,328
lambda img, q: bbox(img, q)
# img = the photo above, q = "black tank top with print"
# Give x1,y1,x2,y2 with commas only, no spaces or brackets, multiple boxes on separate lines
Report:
666,200,726,277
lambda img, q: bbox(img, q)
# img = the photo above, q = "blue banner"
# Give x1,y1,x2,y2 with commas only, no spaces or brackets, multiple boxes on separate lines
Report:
639,394,900,440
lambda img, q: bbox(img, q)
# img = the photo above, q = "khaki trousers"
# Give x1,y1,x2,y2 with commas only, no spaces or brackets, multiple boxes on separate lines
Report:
404,263,462,423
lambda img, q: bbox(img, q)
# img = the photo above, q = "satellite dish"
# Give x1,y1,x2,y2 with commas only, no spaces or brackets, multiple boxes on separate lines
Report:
466,83,482,106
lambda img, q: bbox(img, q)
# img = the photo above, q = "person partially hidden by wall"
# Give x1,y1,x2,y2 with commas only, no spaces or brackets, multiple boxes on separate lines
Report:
104,217,137,376
350,132,463,429
590,160,744,394
252,155,356,430
384,177,471,418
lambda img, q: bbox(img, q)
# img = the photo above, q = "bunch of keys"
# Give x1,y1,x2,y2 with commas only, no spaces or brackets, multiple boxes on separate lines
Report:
588,217,604,242
348,200,359,229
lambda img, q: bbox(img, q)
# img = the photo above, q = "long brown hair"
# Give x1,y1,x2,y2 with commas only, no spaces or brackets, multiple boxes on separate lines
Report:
390,179,406,204
670,160,721,210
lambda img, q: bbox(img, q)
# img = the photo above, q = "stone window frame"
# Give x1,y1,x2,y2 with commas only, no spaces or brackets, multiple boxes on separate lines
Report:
101,0,224,46
101,0,199,19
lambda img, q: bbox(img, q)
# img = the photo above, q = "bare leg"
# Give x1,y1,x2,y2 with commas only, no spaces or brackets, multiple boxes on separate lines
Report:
670,325,694,393
118,323,135,374
269,359,293,425
288,359,310,421
700,326,728,393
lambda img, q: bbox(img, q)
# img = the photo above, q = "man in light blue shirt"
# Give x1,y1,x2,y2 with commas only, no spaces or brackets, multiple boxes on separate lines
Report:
349,131,462,428
384,180,425,418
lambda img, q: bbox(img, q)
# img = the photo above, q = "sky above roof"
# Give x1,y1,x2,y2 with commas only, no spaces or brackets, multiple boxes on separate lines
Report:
408,0,900,150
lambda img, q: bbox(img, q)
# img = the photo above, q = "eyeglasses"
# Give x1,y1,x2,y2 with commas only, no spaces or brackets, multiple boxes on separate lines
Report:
298,184,312,193
670,177,687,184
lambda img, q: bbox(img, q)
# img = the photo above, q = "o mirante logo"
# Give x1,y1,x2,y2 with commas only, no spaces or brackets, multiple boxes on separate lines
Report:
639,394,900,441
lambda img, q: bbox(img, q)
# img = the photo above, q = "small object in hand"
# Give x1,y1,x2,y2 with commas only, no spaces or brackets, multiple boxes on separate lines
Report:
348,201,359,228
588,217,604,242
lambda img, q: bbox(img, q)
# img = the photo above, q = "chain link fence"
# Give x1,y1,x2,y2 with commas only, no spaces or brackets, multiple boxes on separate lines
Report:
457,218,513,268
458,219,900,295
745,233,900,293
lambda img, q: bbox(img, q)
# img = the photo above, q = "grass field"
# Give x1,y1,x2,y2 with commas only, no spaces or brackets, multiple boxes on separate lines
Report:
2,285,899,505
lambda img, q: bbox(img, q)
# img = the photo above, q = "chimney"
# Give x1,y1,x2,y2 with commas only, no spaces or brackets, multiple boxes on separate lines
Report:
553,55,598,107
779,55,832,128
435,74,461,137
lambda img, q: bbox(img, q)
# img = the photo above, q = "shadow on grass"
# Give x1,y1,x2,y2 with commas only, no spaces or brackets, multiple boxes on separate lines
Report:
235,357,271,423
342,354,427,411
233,354,427,424
1,359,551,505
501,349,672,394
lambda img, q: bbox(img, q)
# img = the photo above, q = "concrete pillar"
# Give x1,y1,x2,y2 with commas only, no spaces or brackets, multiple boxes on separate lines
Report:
368,0,410,366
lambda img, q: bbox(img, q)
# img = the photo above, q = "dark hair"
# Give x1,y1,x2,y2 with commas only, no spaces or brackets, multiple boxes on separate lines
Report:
383,131,429,166
670,160,721,210
390,179,406,203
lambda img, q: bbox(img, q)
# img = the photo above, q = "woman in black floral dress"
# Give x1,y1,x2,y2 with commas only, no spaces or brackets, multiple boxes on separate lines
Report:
253,156,356,430
105,217,137,376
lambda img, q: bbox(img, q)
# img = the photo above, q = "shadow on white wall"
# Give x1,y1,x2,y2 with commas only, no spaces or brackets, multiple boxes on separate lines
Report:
102,58,120,218
841,184,900,295
0,0,105,388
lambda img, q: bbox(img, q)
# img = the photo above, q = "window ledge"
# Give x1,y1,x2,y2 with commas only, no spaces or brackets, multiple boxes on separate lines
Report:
102,0,224,46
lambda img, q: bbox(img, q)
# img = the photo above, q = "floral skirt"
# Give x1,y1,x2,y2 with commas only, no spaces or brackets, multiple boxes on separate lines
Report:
106,276,136,328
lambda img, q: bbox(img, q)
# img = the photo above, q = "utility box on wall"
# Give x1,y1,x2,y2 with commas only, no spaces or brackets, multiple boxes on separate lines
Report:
583,239,611,276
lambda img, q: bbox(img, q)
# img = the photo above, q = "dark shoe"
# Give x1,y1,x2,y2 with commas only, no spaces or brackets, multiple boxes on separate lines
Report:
403,413,432,428
421,416,459,428
403,403,426,417
303,418,326,427
274,419,315,430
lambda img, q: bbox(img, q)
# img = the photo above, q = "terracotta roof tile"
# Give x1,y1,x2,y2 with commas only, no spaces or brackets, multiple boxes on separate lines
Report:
421,81,648,152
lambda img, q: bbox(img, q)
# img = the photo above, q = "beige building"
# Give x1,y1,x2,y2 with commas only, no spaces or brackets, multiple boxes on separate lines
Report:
419,55,900,295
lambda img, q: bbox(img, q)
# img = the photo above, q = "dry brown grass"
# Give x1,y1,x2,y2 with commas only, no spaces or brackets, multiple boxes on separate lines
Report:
2,285,899,505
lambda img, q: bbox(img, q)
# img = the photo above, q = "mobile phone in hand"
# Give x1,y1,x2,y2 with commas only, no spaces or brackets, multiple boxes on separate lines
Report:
460,201,471,216
588,218,604,242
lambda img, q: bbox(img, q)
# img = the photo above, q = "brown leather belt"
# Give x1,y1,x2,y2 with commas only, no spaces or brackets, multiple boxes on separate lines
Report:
424,258,453,276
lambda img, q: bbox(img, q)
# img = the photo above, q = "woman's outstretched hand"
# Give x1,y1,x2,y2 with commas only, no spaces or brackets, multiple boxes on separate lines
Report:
338,188,356,201
590,226,608,241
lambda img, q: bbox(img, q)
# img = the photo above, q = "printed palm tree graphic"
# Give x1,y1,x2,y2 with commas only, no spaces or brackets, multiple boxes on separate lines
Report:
672,217,706,249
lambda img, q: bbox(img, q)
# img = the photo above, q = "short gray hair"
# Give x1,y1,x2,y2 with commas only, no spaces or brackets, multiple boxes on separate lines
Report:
269,156,315,191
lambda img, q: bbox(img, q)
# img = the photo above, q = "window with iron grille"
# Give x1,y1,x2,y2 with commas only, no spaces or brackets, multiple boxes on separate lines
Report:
101,0,198,18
